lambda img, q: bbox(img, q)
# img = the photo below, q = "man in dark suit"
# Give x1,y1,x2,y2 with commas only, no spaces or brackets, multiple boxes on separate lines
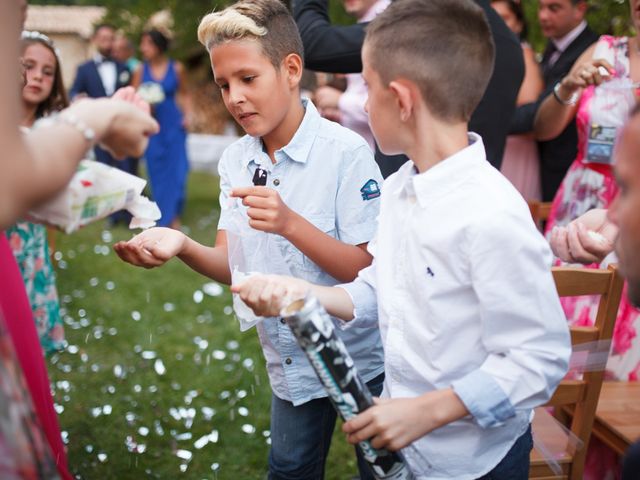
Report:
510,0,598,201
293,0,524,176
70,24,136,224
70,24,132,166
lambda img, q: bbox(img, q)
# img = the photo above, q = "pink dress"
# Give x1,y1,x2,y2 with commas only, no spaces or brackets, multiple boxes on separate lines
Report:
0,234,71,479
500,133,541,200
544,36,639,480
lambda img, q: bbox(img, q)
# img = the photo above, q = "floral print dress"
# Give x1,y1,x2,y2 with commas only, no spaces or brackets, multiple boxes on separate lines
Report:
545,35,640,382
5,222,64,355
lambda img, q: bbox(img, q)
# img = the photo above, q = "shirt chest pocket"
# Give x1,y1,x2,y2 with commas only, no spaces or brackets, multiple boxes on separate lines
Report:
279,215,337,275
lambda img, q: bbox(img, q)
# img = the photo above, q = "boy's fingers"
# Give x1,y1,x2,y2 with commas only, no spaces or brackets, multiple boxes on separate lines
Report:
346,423,381,445
343,410,373,434
231,186,270,198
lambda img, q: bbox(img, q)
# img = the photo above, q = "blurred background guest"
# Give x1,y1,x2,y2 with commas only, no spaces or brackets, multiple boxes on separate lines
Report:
491,0,543,201
510,0,597,201
6,31,68,356
133,13,190,229
314,0,389,149
113,31,140,74
69,23,137,226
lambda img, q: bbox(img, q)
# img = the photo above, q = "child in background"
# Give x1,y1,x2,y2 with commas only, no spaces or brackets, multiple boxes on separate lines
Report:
7,31,69,354
114,1,384,478
232,0,571,478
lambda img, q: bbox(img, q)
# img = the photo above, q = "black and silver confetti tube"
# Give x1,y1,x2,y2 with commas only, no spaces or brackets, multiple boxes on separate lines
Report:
282,295,415,480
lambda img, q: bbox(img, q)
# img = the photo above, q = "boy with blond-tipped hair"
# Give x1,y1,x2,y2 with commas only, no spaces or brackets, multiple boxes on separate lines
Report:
233,0,572,478
114,0,385,478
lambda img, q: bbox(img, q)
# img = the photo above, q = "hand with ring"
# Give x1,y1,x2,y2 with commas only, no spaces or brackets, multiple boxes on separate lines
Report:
559,58,616,99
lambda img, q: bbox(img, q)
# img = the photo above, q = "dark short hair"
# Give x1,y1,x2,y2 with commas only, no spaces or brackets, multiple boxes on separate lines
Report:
143,29,170,53
21,33,69,118
365,0,494,123
198,0,304,69
490,0,528,41
93,23,116,36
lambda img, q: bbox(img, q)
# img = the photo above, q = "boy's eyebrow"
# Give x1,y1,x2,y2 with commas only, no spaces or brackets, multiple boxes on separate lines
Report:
214,67,259,83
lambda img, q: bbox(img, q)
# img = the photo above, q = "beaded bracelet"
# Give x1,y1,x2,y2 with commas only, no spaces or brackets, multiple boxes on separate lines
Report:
34,112,96,147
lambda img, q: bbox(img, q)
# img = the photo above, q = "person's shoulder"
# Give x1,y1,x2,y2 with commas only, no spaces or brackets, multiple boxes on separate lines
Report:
315,116,371,152
220,135,256,164
77,60,94,71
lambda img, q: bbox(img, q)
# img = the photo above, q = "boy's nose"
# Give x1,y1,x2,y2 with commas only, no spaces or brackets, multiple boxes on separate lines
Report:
228,87,245,105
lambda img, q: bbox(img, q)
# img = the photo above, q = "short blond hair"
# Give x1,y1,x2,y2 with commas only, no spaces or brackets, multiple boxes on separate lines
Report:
197,0,303,68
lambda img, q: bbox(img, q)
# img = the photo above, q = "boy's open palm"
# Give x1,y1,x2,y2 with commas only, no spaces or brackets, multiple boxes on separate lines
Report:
231,187,295,236
113,227,186,268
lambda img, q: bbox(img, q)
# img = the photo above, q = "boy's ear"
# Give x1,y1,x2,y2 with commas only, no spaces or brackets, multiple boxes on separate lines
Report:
389,79,415,123
282,53,303,88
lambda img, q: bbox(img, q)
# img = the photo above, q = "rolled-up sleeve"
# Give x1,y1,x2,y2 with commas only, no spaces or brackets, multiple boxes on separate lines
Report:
337,260,379,329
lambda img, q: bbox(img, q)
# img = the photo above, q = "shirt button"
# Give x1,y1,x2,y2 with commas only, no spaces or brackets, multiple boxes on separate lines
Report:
285,357,292,365
273,179,280,186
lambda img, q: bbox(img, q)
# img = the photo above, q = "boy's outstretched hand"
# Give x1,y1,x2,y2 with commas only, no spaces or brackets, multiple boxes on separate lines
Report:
342,389,469,451
231,274,310,317
231,187,298,236
114,227,187,268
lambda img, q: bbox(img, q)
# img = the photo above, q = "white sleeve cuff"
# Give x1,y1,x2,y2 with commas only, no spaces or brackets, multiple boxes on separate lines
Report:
335,279,378,330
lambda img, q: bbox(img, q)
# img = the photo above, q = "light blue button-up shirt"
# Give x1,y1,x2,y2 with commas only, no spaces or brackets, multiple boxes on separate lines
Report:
218,99,385,406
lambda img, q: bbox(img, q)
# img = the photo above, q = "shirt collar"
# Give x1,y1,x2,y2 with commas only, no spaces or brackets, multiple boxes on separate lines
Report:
241,97,320,171
396,132,486,208
552,20,587,53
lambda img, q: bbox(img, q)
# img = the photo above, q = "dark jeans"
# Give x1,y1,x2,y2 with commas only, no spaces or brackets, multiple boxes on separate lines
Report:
268,372,385,480
477,425,533,480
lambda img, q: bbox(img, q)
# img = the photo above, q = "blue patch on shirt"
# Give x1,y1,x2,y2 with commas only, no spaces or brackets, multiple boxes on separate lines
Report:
360,179,381,201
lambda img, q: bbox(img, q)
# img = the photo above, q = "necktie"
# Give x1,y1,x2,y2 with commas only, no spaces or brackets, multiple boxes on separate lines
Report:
542,42,558,73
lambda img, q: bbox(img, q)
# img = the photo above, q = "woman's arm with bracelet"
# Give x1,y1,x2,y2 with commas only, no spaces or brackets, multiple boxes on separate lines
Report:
533,44,615,141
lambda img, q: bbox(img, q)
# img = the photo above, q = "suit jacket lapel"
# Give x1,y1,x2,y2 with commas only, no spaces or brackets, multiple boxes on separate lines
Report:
89,61,108,97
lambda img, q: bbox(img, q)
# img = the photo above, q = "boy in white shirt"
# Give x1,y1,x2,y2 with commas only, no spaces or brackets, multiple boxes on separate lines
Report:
232,0,571,478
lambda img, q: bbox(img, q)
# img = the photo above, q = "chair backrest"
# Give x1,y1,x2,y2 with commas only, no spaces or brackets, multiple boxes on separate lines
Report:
530,264,624,480
528,201,553,230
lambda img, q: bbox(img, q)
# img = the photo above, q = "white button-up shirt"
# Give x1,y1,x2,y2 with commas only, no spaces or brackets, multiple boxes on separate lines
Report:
218,99,385,406
95,54,117,96
342,134,570,479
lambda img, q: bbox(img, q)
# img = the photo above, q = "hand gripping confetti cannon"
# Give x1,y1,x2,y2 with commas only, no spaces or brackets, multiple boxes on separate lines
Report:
281,295,415,480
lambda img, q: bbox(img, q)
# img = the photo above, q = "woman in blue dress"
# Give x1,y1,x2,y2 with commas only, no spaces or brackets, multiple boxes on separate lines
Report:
133,28,190,228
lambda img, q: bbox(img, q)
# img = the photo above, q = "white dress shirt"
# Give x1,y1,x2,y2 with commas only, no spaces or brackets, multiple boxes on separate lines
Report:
95,54,117,96
341,134,571,479
549,20,587,67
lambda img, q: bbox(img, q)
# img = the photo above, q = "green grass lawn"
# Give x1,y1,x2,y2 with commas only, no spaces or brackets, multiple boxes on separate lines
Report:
50,171,358,479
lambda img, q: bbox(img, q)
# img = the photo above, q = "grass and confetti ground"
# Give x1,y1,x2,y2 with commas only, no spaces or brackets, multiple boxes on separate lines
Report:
49,171,359,479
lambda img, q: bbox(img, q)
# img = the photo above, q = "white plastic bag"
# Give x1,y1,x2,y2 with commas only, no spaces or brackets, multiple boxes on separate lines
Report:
28,160,161,233
225,200,291,331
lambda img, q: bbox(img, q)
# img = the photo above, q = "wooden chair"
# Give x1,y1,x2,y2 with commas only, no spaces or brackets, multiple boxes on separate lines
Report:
529,264,624,480
529,200,553,231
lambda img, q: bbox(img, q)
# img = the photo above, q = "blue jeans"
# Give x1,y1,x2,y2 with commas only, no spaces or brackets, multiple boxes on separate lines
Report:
268,373,385,480
476,425,533,480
